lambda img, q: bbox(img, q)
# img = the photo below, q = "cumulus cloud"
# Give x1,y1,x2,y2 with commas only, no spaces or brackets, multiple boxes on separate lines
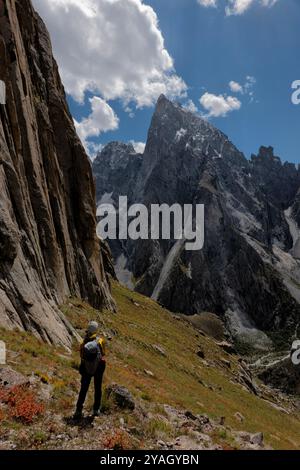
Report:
33,0,187,108
196,0,278,15
74,96,119,150
199,92,241,117
129,141,146,154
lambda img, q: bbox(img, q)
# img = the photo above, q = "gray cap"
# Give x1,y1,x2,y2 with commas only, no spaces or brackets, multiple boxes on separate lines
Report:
87,321,99,335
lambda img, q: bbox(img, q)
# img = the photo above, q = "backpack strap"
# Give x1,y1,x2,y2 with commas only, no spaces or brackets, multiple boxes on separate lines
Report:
97,337,105,356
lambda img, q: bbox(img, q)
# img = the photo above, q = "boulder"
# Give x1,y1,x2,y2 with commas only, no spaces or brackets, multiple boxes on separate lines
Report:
196,349,205,359
144,369,155,377
216,341,236,355
250,432,264,446
0,366,29,389
106,384,135,410
234,412,245,423
152,344,167,357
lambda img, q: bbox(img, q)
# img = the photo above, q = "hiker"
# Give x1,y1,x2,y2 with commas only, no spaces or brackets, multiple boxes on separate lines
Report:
74,321,106,419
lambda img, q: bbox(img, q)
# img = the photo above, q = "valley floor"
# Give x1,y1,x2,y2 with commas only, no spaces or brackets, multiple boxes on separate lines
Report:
0,282,300,450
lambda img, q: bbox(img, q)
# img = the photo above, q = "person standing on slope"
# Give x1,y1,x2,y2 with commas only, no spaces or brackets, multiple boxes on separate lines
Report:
74,321,106,419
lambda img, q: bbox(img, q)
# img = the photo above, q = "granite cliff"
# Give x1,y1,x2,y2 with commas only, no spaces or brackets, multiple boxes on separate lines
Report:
0,0,113,347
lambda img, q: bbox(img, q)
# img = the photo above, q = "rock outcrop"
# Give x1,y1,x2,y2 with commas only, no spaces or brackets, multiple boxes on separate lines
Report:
258,356,300,394
0,0,113,346
93,95,300,350
93,142,143,206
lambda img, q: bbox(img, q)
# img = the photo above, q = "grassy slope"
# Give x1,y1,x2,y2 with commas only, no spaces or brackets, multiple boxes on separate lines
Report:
1,281,300,449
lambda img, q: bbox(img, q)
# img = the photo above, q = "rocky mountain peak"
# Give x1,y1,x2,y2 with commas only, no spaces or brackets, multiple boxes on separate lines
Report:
101,141,136,155
250,146,300,209
153,94,213,132
93,95,300,352
93,141,138,174
92,141,142,205
256,145,278,160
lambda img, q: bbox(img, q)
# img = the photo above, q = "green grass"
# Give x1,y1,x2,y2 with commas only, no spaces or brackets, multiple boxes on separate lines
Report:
145,417,175,439
1,281,300,449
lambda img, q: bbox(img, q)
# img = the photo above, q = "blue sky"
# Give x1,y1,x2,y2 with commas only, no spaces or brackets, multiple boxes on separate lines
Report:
34,0,300,163
150,0,300,163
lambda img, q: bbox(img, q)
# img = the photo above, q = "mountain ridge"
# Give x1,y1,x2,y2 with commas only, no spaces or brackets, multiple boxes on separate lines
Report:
93,95,300,351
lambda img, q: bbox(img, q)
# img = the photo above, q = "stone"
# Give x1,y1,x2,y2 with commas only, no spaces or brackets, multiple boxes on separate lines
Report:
196,415,210,426
219,416,226,426
220,358,231,368
144,369,155,377
152,344,167,357
106,384,135,410
237,431,251,443
238,373,259,396
234,412,245,423
196,349,205,359
0,366,29,389
157,440,166,447
250,432,264,447
172,435,207,450
216,341,236,355
184,410,197,421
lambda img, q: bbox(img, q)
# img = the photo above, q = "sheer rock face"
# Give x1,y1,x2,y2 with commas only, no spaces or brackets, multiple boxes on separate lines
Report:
93,95,300,349
93,142,143,205
250,146,300,210
0,0,114,346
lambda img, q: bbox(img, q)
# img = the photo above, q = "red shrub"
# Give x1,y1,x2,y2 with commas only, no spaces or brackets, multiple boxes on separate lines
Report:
0,385,45,424
103,430,131,450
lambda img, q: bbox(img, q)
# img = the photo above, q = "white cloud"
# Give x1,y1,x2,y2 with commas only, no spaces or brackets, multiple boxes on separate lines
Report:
245,75,256,88
197,0,217,7
183,99,199,114
75,96,119,150
88,143,105,161
229,80,243,93
225,0,254,15
129,141,146,154
229,76,256,95
261,0,278,5
199,92,241,117
197,0,279,15
33,0,187,108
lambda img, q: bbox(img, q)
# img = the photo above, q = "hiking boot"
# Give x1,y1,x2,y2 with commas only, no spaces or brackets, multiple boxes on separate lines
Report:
73,409,83,420
93,409,101,417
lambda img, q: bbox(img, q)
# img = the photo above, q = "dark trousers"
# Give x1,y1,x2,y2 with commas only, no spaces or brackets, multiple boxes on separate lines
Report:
76,361,106,412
